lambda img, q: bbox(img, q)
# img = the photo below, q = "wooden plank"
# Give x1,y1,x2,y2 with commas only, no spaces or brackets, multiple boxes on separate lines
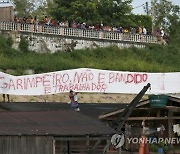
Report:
121,106,180,112
166,106,180,112
133,108,166,110
98,108,125,119
168,96,180,103
136,99,149,107
135,106,180,112
91,139,102,150
0,136,54,154
99,105,180,120
168,111,174,148
54,136,110,141
99,100,149,120
127,116,180,120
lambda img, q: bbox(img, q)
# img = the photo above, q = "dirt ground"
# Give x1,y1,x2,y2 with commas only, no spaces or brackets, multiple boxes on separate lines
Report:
0,93,148,103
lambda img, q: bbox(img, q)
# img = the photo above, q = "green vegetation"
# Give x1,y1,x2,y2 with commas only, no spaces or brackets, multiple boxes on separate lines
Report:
149,143,168,153
1,0,180,75
0,34,179,75
123,15,152,32
49,0,132,25
151,0,180,32
12,0,153,30
18,37,29,52
12,0,180,36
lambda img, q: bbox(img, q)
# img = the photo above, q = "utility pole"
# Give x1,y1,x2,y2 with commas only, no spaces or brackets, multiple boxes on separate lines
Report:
145,2,149,15
151,0,155,33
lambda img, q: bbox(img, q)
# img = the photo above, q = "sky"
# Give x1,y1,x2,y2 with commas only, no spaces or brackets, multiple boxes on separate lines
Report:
131,0,180,14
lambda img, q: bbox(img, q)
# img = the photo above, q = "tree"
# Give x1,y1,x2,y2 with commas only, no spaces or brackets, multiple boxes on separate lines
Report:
168,14,180,45
48,0,100,24
31,0,53,20
151,0,180,31
48,0,132,25
13,0,36,17
150,0,180,45
97,0,132,26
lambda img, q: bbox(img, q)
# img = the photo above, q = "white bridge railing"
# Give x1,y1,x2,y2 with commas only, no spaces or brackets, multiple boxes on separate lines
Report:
0,21,158,43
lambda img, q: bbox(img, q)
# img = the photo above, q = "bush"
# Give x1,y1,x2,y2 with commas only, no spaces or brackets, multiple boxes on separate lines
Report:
18,37,29,52
6,36,13,47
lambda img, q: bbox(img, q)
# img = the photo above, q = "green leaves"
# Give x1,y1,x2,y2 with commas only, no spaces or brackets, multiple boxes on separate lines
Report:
168,14,180,46
49,0,132,24
150,0,180,46
18,37,29,52
151,0,180,31
13,0,36,17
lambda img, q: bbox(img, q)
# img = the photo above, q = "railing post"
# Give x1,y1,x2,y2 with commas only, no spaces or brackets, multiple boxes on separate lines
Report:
99,31,104,39
38,25,42,33
140,35,144,42
12,22,16,31
60,27,64,35
79,29,83,37
146,35,149,43
119,33,123,41
29,24,34,32
17,23,21,31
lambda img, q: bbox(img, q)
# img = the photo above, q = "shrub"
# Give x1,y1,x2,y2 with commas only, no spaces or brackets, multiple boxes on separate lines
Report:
18,37,29,52
6,36,13,47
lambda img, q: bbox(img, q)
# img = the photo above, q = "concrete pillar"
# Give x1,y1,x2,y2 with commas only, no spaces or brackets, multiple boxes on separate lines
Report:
17,23,21,31
60,27,64,35
38,25,42,33
99,31,104,39
29,24,34,32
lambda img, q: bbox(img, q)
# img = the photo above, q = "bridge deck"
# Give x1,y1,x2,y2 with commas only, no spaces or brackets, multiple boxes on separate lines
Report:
0,21,158,44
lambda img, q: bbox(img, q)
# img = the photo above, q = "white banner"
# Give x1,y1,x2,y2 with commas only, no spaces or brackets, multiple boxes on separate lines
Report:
0,68,179,95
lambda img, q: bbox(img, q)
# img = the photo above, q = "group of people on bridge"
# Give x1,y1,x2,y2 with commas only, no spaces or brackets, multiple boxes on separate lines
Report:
13,15,157,35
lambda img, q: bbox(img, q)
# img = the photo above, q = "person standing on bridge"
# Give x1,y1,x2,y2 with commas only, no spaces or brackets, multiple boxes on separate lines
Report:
69,90,80,112
142,26,147,35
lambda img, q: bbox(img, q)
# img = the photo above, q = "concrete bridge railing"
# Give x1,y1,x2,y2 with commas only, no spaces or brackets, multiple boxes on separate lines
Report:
0,21,158,44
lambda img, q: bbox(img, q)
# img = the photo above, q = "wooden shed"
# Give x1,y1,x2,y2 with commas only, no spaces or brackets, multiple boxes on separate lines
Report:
0,1,14,21
99,94,180,153
0,110,116,154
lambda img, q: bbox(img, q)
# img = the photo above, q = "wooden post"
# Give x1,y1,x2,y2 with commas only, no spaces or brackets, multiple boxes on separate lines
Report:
157,110,160,117
168,111,174,148
118,147,121,154
86,135,89,146
52,140,55,154
67,141,71,154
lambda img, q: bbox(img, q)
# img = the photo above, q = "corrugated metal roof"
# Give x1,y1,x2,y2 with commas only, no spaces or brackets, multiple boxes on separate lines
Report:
0,110,115,136
0,102,126,119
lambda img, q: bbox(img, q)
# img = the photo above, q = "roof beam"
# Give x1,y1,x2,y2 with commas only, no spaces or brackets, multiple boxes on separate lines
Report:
127,116,180,120
54,136,110,141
